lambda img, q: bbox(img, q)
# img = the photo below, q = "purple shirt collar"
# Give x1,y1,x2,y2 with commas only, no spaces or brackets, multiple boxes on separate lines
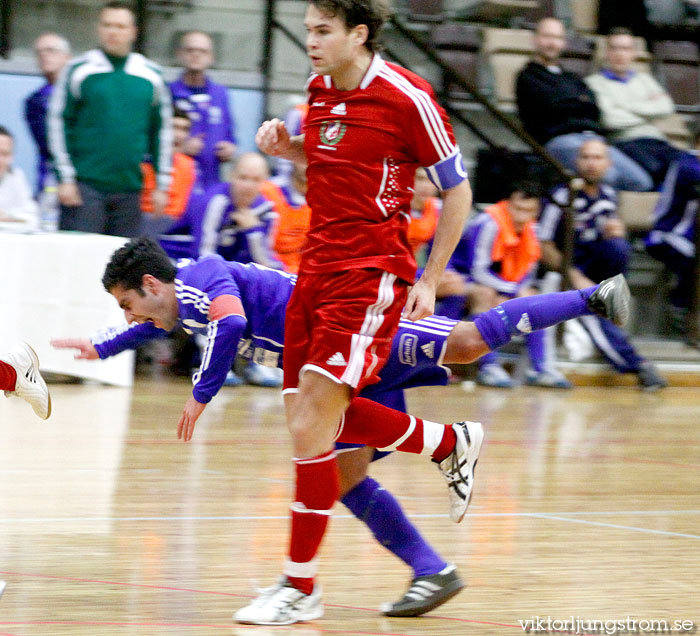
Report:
601,68,636,83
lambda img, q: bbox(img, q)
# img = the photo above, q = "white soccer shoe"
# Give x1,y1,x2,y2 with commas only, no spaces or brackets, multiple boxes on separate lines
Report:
434,421,484,523
1,342,52,420
234,577,323,625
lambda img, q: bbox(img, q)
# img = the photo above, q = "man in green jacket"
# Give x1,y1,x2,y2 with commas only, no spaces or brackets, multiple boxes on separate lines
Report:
48,1,172,237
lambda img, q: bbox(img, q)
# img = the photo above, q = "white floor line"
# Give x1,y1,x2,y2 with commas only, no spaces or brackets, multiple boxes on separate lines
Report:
527,512,700,540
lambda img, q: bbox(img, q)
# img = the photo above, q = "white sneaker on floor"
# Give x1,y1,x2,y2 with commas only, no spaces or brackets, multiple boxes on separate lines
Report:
434,421,484,523
234,577,323,625
1,342,51,420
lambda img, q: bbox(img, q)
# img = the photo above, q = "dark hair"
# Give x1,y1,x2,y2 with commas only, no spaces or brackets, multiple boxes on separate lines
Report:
172,106,190,121
0,125,13,139
608,27,634,38
102,237,176,293
510,180,543,200
309,0,390,52
102,1,136,18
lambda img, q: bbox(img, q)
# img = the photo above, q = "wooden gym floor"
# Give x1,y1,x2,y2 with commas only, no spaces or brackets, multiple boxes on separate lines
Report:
1,377,699,635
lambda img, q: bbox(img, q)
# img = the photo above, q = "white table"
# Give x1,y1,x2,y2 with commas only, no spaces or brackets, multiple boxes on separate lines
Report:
0,231,135,386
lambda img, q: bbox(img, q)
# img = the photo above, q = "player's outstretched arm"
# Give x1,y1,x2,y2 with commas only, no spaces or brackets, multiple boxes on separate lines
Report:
177,395,207,442
51,338,99,360
255,118,305,162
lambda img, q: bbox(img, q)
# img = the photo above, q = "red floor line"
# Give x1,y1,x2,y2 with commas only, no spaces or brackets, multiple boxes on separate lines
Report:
0,571,246,599
0,621,521,635
0,571,522,628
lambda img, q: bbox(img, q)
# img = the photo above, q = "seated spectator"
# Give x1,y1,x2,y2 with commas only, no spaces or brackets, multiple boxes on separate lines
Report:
538,139,667,390
0,126,40,232
170,30,236,189
645,124,700,317
261,160,310,274
438,181,571,389
24,32,71,193
516,18,653,192
212,152,281,269
585,28,683,189
160,153,276,262
408,168,441,263
141,107,197,237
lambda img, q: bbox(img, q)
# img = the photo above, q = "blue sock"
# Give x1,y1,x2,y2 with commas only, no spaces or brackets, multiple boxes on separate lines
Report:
341,477,447,577
474,286,596,350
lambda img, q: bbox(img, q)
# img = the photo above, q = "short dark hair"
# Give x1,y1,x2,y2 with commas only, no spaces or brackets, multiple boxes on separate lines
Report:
102,237,177,294
309,0,390,52
0,125,13,139
102,1,136,18
510,180,543,200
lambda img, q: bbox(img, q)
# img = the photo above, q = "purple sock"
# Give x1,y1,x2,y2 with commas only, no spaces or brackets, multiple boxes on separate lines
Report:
341,477,447,577
474,287,596,350
525,330,546,373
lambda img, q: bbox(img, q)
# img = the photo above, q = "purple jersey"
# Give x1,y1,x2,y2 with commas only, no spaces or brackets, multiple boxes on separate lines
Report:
646,152,700,258
539,183,619,245
91,255,456,405
448,212,535,297
170,76,236,188
92,256,293,403
24,82,54,191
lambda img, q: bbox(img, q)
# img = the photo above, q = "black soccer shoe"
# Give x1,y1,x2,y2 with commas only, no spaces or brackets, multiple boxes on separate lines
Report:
380,564,465,617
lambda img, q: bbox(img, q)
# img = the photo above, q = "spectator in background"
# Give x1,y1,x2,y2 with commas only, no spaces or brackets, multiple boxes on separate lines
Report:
24,32,71,193
48,1,172,238
645,124,700,319
585,28,682,189
0,126,40,231
408,167,441,261
438,181,571,389
516,18,653,192
170,31,236,189
141,107,196,238
209,152,281,269
538,139,667,390
261,159,311,274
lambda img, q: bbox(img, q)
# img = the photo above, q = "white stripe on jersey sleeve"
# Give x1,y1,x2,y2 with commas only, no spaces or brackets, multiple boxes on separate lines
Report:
378,67,455,161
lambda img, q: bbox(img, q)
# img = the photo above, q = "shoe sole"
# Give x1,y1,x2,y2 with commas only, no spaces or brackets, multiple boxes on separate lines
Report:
382,579,465,617
235,605,324,625
21,342,51,420
454,421,484,523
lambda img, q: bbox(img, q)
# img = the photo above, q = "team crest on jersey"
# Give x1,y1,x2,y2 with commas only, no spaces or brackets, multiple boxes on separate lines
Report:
320,120,347,146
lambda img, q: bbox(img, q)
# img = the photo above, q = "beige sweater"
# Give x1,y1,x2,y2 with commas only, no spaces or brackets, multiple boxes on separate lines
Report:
585,70,675,142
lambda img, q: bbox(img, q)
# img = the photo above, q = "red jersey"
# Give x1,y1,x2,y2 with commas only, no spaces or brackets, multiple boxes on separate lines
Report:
301,54,465,283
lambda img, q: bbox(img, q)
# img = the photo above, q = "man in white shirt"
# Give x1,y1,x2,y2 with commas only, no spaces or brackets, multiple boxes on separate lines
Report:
585,27,683,187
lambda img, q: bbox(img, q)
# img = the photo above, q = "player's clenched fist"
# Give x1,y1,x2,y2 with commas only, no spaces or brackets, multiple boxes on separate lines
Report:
255,118,291,156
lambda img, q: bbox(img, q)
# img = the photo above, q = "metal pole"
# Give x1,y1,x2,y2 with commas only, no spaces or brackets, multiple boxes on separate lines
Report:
135,0,147,54
261,0,276,121
0,0,12,59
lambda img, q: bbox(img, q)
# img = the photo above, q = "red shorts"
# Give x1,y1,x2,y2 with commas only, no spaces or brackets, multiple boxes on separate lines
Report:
283,269,408,395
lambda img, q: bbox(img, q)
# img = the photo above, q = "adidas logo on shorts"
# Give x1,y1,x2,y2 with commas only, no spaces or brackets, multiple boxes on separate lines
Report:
326,352,347,366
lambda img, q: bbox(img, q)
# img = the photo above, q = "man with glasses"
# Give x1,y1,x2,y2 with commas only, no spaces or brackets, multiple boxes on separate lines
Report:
170,31,237,189
24,33,71,193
